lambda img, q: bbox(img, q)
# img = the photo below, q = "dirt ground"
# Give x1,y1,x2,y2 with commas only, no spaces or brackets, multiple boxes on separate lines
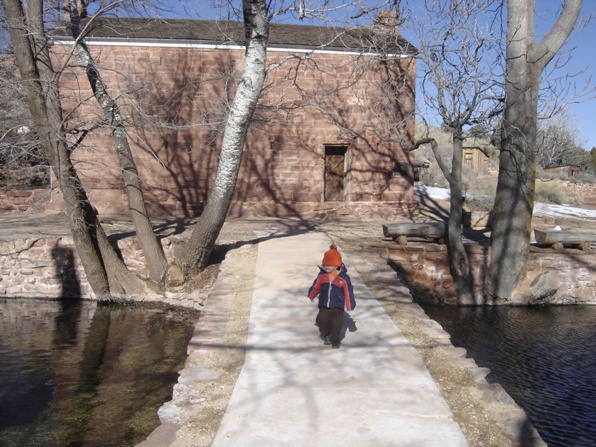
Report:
170,216,543,447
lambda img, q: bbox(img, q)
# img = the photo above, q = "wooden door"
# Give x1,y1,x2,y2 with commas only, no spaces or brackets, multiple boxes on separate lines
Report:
324,146,347,201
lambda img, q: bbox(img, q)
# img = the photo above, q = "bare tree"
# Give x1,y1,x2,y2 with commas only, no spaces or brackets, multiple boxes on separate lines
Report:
174,0,395,275
311,2,502,303
401,0,504,303
277,3,497,302
488,0,583,300
3,0,154,300
0,54,49,188
64,0,169,286
1,0,114,299
175,0,271,275
536,113,586,168
4,0,277,295
283,2,507,303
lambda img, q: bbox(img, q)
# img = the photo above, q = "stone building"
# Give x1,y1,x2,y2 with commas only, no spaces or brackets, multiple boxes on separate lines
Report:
50,15,418,219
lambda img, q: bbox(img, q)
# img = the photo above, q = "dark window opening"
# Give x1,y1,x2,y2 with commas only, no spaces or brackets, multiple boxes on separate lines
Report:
393,161,412,178
324,146,347,201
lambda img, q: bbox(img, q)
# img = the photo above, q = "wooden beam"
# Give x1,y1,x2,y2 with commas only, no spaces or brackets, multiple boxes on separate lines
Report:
383,222,447,245
383,222,447,238
534,230,596,250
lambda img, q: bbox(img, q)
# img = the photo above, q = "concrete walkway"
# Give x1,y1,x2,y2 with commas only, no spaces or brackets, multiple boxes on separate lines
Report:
211,232,468,446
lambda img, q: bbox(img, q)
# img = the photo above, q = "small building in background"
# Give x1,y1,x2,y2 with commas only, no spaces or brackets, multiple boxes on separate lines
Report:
463,145,490,176
543,164,581,180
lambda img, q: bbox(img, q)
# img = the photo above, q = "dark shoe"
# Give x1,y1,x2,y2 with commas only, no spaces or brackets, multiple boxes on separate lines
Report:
331,342,340,349
323,335,331,345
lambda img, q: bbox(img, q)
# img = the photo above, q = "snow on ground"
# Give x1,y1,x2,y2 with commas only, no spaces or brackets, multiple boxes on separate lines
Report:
416,185,596,222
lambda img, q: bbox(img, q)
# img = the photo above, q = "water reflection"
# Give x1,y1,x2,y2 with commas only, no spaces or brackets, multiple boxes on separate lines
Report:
421,304,596,447
0,299,199,447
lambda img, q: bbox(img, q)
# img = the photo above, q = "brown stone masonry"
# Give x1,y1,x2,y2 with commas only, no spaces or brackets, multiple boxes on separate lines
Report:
49,18,418,219
0,232,206,308
387,243,596,306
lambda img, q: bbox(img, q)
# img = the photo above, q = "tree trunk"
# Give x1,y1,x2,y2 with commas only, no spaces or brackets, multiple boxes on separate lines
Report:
176,0,269,276
426,136,474,303
2,0,113,299
95,223,147,299
66,3,169,286
488,0,582,300
3,0,151,301
447,135,474,304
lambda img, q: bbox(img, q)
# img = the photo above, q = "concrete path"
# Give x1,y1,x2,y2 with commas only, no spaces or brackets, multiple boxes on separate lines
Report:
212,232,468,446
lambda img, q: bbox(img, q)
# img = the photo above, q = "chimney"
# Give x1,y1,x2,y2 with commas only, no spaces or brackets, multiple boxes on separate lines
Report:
373,10,401,34
63,0,88,19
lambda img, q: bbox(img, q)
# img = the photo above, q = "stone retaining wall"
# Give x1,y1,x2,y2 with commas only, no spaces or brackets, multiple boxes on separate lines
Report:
387,243,596,305
0,237,92,298
3,231,594,306
0,234,194,305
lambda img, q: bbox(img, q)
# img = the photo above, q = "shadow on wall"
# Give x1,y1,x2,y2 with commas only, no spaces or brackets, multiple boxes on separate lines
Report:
51,241,84,349
85,44,417,219
126,50,236,218
51,241,82,299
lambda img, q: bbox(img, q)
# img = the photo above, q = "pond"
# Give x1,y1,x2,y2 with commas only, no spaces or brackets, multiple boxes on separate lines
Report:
421,304,596,447
0,298,200,447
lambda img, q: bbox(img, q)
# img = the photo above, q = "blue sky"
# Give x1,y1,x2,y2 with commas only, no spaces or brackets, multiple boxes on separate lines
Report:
398,0,595,150
533,0,595,150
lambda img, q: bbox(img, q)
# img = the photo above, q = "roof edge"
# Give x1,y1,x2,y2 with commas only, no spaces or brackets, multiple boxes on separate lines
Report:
50,16,418,57
50,35,412,58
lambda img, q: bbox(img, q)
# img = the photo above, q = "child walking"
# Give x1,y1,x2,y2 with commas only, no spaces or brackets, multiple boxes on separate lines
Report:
307,245,356,349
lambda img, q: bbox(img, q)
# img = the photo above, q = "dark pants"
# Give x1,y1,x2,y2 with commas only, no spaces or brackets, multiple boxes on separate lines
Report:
316,306,344,344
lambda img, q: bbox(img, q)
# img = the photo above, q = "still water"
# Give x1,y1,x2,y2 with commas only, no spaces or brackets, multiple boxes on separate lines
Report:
421,304,596,447
0,299,199,447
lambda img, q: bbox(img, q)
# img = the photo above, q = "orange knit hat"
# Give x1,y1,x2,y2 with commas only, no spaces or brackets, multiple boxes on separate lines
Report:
322,245,342,267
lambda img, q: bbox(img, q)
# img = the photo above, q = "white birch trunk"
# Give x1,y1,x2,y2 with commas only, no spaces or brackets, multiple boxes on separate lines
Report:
177,0,270,275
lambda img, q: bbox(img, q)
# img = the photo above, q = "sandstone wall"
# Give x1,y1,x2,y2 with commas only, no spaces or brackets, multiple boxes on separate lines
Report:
0,189,59,214
50,42,417,220
0,234,204,307
0,188,419,221
387,243,596,305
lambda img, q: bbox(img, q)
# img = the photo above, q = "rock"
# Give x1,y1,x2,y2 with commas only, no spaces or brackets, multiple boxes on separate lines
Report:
167,265,185,287
528,271,566,304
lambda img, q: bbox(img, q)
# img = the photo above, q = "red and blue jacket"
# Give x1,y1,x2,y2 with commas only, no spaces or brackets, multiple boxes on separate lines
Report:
308,264,356,311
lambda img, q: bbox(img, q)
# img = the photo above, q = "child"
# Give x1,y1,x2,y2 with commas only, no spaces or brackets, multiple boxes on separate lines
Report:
307,245,356,349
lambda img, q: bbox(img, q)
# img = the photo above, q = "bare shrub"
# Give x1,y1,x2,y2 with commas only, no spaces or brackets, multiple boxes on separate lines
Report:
535,179,583,206
0,56,49,188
